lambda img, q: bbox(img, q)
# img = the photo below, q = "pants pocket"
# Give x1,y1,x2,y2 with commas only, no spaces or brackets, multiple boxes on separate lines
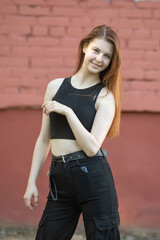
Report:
94,213,121,240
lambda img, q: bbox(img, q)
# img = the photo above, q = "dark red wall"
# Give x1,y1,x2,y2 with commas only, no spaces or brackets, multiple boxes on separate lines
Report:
0,0,160,229
0,109,160,228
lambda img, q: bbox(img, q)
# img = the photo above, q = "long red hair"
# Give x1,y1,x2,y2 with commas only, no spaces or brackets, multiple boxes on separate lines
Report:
74,25,122,139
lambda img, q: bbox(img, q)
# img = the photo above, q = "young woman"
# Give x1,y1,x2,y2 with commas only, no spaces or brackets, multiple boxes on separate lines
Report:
24,25,122,240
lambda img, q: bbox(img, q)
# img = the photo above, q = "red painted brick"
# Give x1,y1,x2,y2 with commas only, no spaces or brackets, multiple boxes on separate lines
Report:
92,19,111,28
122,50,144,60
46,0,78,7
11,46,77,58
111,19,143,29
89,9,118,18
153,10,160,19
152,30,160,39
0,68,49,87
33,26,48,36
119,39,126,49
113,0,135,8
118,9,152,19
9,68,46,79
28,37,59,46
136,1,160,9
0,15,3,22
87,1,110,8
128,40,159,50
66,27,83,37
123,91,160,112
0,0,11,5
83,27,94,35
50,27,65,37
127,81,160,91
0,35,26,46
145,71,160,80
0,46,10,55
3,87,19,94
64,58,76,67
52,7,87,17
47,68,73,79
71,18,92,27
61,37,79,47
1,0,160,112
123,60,160,71
132,29,150,40
144,51,160,61
117,29,151,40
38,17,69,26
122,69,144,80
0,25,31,35
12,0,46,5
144,20,160,29
5,15,37,25
0,57,28,67
0,5,17,14
0,92,43,108
19,6,51,16
117,29,133,40
31,58,63,67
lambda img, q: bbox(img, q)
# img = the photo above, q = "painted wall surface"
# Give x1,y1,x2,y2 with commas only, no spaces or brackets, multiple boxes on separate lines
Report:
0,109,160,228
0,0,160,111
0,0,160,229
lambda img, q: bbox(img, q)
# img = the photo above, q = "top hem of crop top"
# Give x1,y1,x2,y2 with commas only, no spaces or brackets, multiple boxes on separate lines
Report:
49,76,103,140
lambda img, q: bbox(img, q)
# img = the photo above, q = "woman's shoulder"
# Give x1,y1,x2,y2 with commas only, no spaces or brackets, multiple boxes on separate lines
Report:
97,86,115,107
48,77,65,89
46,77,65,99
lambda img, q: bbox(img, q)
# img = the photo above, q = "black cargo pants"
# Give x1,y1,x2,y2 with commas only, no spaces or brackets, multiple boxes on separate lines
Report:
35,152,121,240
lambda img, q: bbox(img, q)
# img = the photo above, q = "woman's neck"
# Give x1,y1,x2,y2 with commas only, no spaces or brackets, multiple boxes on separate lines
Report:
73,68,100,86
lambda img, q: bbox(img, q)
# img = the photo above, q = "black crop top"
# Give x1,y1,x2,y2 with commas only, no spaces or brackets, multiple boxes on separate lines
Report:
49,76,103,140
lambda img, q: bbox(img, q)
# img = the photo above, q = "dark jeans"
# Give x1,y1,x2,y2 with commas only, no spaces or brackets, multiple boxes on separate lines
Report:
35,153,121,240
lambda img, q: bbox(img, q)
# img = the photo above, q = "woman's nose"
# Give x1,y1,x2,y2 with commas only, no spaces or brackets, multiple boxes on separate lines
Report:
96,54,103,62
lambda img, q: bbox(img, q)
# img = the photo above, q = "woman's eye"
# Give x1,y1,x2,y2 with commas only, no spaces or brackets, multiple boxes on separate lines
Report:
104,55,110,59
93,49,98,53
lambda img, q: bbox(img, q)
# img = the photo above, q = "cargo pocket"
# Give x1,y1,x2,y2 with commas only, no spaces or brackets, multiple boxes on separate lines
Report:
94,213,120,240
35,216,47,240
36,216,57,240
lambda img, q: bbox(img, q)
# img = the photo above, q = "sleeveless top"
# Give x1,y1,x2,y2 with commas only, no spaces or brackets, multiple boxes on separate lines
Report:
49,76,103,140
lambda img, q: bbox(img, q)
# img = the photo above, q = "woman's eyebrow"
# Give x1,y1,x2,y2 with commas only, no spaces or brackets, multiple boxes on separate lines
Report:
93,46,112,56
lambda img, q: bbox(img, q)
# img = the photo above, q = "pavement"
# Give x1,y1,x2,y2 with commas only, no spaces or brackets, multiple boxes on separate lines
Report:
0,225,160,240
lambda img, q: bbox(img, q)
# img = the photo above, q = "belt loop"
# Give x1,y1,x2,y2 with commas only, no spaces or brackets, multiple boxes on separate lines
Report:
100,148,105,158
62,155,66,163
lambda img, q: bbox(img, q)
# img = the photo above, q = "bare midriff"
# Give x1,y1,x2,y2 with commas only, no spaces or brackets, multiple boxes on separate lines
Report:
51,139,81,156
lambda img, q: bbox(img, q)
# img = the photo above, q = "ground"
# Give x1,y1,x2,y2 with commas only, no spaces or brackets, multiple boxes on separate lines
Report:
0,225,160,240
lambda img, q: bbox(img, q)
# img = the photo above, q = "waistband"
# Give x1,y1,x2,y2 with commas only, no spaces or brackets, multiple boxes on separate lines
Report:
52,148,109,163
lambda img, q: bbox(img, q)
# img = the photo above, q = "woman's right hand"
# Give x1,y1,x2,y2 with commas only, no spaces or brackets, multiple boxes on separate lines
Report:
23,183,38,211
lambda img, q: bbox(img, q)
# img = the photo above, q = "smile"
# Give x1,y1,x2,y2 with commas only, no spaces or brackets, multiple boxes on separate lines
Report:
91,61,102,68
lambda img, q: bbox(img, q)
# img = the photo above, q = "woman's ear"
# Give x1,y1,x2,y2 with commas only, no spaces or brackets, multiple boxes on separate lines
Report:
83,43,88,54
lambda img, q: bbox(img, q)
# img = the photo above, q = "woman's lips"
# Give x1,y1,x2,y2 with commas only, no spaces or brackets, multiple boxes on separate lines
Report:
91,61,102,68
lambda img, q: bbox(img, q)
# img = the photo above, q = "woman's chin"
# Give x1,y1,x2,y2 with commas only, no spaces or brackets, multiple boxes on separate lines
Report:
88,66,102,75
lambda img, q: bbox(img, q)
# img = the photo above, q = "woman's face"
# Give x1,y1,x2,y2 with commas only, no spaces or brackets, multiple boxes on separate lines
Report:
83,38,113,74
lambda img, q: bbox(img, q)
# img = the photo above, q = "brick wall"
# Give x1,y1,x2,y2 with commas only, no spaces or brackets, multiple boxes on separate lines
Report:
0,0,160,111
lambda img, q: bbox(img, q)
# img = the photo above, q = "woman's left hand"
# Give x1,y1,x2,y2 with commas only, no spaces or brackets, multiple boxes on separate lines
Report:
41,100,71,116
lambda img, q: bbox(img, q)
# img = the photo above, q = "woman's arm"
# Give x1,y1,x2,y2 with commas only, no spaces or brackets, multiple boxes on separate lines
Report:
66,90,115,156
23,82,53,211
42,88,115,157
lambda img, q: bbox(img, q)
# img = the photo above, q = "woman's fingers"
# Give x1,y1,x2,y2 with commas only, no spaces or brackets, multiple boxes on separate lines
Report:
24,195,34,211
34,193,39,207
23,185,39,211
43,102,56,115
